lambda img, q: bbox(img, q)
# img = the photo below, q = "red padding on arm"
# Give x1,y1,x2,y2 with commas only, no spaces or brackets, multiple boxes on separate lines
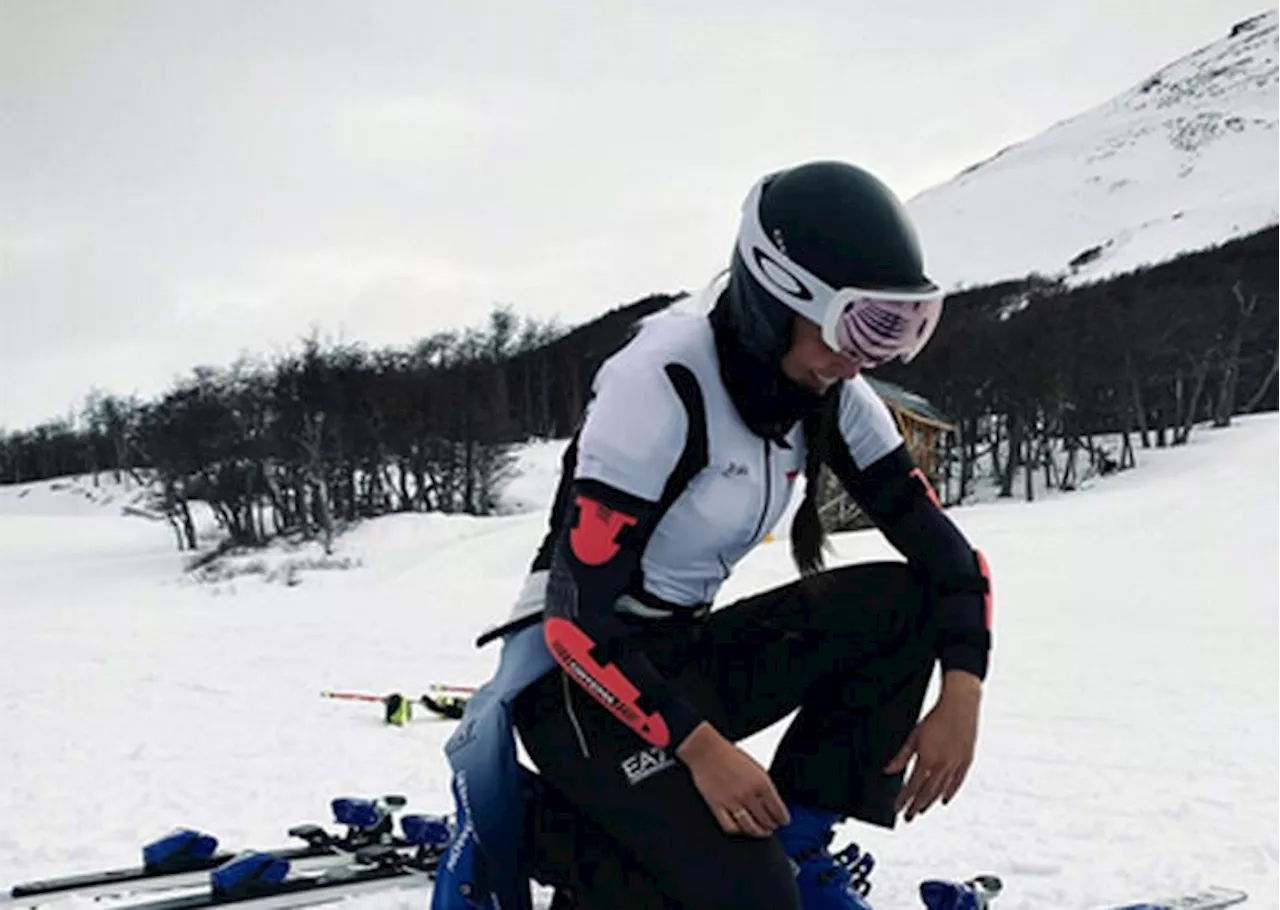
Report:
544,617,671,748
974,549,993,628
908,467,942,509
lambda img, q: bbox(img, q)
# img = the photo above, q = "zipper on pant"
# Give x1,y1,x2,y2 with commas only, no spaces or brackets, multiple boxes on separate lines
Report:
562,673,592,759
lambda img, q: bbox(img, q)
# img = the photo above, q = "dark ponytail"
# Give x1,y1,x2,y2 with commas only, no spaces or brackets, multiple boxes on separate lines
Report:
791,391,839,575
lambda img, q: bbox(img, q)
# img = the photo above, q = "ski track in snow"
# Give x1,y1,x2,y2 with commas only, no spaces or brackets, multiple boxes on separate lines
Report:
1,416,1276,909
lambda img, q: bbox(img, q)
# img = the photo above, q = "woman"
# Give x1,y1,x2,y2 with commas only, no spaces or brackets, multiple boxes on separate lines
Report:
435,160,992,910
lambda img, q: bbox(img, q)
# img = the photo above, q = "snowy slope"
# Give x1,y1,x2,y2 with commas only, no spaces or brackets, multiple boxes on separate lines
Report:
909,11,1279,291
1,417,1277,910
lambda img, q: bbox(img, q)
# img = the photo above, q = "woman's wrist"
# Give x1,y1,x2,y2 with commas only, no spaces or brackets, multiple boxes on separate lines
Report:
675,721,725,766
940,669,983,704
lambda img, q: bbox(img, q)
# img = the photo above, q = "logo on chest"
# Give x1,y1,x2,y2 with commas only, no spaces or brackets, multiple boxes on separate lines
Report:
721,462,749,478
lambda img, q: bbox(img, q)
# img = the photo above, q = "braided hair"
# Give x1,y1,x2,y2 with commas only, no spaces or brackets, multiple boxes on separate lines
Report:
790,389,840,575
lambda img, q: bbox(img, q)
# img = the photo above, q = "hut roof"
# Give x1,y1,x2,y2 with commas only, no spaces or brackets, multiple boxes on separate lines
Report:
864,377,955,431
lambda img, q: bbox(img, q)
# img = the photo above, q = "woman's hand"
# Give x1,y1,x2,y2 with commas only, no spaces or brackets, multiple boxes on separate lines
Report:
676,722,791,837
884,670,982,822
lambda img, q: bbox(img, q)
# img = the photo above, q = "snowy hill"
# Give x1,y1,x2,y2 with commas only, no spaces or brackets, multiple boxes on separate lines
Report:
908,10,1279,291
1,415,1277,909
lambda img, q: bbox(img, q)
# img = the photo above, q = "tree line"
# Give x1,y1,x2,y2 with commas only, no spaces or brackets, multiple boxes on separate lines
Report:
878,228,1278,502
0,296,681,552
1,228,1274,546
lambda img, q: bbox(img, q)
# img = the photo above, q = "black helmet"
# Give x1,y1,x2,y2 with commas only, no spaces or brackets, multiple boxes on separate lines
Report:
721,160,940,366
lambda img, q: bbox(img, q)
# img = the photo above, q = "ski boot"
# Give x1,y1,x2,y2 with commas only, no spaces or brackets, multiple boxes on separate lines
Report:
920,875,1003,910
777,806,877,910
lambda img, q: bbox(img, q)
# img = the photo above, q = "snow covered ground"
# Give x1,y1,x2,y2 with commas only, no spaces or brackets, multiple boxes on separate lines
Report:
1,415,1276,909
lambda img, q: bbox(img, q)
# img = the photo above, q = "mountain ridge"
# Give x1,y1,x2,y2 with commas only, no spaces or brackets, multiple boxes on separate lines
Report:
906,10,1278,291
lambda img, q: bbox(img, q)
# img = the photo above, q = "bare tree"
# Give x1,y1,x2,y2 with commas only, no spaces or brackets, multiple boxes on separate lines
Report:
1243,354,1279,413
1174,350,1217,445
1213,279,1260,428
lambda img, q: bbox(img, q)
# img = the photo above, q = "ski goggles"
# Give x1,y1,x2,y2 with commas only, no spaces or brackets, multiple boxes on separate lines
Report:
736,174,944,366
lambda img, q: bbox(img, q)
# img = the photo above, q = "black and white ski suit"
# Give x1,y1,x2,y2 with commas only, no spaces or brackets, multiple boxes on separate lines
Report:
507,304,992,910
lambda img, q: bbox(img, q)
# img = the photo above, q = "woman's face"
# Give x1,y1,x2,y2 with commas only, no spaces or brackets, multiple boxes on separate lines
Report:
779,317,862,393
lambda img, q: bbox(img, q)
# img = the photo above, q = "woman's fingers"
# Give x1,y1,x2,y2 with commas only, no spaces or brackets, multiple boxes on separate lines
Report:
748,791,790,830
903,754,976,820
884,730,919,775
753,780,791,828
720,805,770,838
904,770,947,821
895,759,929,814
942,761,971,805
717,806,742,835
688,739,792,838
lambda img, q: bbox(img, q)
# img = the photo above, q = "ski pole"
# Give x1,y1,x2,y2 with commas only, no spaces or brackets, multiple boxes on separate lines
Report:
320,691,385,703
322,685,478,702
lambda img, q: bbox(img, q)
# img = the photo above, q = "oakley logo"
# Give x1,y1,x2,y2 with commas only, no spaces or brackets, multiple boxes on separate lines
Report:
752,246,813,301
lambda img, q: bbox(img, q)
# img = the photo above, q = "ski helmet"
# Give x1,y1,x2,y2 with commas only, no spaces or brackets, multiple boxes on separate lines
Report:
723,160,943,368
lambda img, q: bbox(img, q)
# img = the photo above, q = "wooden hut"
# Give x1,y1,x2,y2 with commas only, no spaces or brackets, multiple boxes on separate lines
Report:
864,377,955,477
818,378,956,531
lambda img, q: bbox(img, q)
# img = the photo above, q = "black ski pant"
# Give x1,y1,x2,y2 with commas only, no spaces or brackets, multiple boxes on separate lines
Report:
513,561,938,910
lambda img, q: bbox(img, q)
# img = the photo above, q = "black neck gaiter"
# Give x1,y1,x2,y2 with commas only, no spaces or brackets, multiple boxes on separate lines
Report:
708,300,828,444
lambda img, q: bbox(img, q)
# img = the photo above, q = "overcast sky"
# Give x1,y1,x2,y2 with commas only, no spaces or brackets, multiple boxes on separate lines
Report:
0,0,1267,429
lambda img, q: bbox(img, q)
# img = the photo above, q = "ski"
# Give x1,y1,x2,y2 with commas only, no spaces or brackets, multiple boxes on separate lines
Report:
1,797,425,910
118,843,442,910
1105,885,1248,910
8,804,1245,910
108,814,448,910
1,846,343,909
921,878,1246,910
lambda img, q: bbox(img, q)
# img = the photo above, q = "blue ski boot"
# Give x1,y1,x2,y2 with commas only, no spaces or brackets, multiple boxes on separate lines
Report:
919,875,1003,910
776,805,876,910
